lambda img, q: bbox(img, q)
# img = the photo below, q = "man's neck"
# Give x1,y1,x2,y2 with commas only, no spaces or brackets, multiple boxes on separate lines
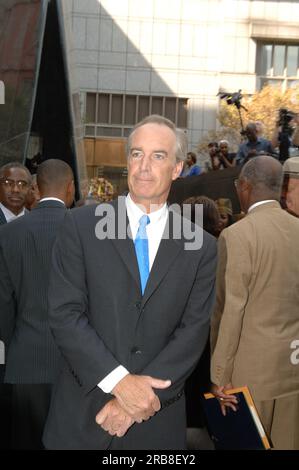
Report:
247,198,278,213
129,194,167,214
0,202,25,222
0,203,23,216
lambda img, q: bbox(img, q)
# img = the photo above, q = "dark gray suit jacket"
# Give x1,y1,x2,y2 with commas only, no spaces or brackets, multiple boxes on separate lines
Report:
43,197,217,450
0,200,67,383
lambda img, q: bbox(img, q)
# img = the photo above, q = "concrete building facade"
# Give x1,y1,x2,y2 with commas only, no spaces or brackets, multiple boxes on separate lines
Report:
68,0,299,185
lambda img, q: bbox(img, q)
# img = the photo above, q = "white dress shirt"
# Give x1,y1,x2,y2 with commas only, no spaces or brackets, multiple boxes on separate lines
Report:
98,194,169,393
0,202,25,223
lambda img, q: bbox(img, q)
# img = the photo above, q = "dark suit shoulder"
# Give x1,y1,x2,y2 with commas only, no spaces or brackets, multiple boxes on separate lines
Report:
70,198,123,230
0,204,67,245
171,209,217,260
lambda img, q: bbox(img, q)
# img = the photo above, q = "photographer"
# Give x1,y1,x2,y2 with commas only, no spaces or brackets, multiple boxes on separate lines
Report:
208,142,221,171
271,111,299,160
217,140,236,169
236,122,275,166
293,115,299,147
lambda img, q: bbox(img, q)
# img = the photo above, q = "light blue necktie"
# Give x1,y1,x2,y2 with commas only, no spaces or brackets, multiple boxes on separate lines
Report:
134,215,150,294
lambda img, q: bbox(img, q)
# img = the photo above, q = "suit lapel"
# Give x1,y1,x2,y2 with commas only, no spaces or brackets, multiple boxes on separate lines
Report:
109,197,141,289
0,207,7,225
141,210,183,306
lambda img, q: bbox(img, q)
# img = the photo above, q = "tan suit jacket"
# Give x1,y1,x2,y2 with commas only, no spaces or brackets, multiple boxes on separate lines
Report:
211,201,299,401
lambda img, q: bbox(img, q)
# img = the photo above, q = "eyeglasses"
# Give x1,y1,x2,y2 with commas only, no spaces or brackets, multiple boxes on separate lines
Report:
0,178,30,190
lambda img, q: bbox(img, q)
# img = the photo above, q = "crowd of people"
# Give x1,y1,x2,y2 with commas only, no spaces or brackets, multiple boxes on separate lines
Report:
180,115,299,177
0,114,299,451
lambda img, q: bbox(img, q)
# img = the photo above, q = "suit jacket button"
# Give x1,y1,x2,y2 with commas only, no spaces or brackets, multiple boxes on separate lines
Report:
131,347,142,354
135,301,141,309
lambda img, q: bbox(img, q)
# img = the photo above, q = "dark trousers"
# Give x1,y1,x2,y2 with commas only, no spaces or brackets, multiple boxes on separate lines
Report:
185,338,211,428
10,384,52,450
0,382,12,450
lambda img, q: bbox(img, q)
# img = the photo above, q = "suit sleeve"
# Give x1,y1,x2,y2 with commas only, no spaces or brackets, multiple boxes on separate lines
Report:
0,242,16,350
210,229,251,386
141,234,217,401
48,210,120,394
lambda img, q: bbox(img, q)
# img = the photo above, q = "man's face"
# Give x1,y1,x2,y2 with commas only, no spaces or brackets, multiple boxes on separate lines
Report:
186,154,193,167
209,145,218,157
245,125,257,142
127,123,183,210
285,177,299,216
0,167,31,215
219,143,228,155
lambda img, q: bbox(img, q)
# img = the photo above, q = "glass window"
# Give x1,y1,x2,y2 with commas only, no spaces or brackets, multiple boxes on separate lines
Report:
124,95,136,125
97,94,109,123
85,125,95,136
151,97,163,115
287,46,298,76
97,127,122,137
178,99,188,128
165,97,176,123
260,44,272,76
86,93,96,123
124,128,133,137
138,96,150,121
111,94,123,125
86,93,188,140
257,42,299,90
273,45,285,76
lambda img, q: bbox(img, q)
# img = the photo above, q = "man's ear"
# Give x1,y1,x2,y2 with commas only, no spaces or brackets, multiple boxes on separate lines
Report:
67,179,75,199
173,161,183,180
239,177,250,192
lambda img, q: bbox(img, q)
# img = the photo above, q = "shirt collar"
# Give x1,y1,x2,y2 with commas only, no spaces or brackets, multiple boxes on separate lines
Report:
248,200,277,213
246,137,262,146
0,202,25,223
38,197,65,205
126,193,168,226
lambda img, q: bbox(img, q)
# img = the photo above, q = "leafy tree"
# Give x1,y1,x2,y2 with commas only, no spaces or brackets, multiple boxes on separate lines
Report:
218,84,299,139
197,84,299,160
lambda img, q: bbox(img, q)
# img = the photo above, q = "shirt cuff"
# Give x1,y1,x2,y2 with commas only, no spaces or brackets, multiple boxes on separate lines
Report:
97,365,129,393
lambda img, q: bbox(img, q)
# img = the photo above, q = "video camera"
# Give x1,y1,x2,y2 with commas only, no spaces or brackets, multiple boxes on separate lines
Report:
277,108,298,162
278,108,297,132
218,89,243,109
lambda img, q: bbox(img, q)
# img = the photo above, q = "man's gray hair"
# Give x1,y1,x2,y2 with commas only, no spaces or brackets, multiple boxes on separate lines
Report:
127,114,187,163
241,156,283,194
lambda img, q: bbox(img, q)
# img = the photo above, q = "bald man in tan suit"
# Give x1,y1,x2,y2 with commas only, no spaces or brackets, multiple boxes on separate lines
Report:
211,156,299,450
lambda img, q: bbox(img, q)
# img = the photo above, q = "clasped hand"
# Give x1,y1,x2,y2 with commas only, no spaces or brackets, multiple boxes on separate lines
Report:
95,374,171,437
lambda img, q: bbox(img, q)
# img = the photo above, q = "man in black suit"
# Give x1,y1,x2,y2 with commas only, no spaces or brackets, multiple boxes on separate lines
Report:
0,162,32,447
0,159,75,449
0,162,32,225
43,115,217,450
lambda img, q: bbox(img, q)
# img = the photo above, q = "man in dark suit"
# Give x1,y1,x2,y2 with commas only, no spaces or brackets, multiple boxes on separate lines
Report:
0,162,32,447
0,162,32,225
0,159,75,449
43,115,217,450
